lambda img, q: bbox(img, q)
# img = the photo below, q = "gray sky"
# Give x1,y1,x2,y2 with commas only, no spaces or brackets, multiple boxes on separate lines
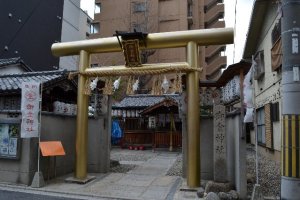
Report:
80,0,95,18
224,0,254,65
81,0,255,66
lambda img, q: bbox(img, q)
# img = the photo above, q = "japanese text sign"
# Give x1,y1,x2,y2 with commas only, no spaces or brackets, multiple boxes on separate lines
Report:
21,81,40,138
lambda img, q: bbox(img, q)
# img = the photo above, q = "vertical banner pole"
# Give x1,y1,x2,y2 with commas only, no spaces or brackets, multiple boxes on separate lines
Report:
31,82,45,188
38,84,42,181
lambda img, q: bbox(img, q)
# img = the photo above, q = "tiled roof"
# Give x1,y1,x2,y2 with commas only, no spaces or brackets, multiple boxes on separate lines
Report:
0,57,21,67
113,94,180,109
0,57,33,72
0,70,71,94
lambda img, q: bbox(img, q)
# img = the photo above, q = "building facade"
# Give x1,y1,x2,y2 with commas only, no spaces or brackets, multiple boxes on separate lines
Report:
89,0,226,89
243,0,281,160
0,0,91,71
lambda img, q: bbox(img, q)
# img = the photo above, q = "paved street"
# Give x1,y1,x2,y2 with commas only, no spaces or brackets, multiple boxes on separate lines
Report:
0,149,201,200
0,189,82,200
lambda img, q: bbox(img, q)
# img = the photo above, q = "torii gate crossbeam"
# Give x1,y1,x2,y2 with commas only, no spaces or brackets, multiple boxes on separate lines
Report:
51,28,233,188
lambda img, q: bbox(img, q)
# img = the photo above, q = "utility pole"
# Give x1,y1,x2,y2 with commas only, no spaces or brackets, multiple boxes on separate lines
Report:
281,0,300,199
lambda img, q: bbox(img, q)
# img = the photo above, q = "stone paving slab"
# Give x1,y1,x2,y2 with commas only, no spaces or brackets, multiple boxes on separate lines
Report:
119,161,145,165
152,176,178,187
88,184,146,199
117,174,157,187
130,165,169,176
141,185,172,200
0,149,204,200
173,190,203,200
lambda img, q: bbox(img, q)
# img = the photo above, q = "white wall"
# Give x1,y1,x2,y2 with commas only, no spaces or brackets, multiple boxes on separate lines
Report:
252,3,282,151
0,65,27,75
59,0,91,70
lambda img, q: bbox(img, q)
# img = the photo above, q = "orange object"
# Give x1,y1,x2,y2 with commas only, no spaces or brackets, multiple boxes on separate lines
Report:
40,141,66,156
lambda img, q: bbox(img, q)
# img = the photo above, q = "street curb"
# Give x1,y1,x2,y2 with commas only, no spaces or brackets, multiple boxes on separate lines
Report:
0,182,135,200
166,177,182,200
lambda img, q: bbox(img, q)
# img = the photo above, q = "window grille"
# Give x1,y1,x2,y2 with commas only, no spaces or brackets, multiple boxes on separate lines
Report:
257,107,266,144
90,23,100,34
272,19,281,45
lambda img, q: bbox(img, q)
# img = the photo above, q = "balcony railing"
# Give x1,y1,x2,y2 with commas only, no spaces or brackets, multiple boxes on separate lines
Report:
205,20,225,29
206,56,227,76
205,45,225,58
205,4,224,24
204,0,223,13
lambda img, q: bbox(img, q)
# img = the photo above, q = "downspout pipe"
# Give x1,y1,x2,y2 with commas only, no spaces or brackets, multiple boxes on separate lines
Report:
281,0,300,199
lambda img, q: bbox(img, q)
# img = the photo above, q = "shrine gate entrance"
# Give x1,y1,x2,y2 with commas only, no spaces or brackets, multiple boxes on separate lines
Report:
51,28,233,187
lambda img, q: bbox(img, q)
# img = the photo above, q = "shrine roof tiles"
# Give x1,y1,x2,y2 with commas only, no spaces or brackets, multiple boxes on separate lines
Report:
0,57,21,67
0,70,70,94
113,94,180,109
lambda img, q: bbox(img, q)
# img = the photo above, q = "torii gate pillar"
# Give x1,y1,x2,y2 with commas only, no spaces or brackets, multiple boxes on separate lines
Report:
75,50,90,179
186,41,200,186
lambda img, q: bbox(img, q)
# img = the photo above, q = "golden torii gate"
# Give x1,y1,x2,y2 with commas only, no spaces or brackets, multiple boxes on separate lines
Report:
51,28,233,187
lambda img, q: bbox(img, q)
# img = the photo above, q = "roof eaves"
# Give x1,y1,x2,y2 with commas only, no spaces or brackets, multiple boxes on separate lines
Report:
0,57,21,67
242,0,269,60
0,70,73,94
19,60,33,72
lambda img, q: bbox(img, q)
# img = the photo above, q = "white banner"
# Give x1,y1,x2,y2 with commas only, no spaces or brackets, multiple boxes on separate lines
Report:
21,81,40,138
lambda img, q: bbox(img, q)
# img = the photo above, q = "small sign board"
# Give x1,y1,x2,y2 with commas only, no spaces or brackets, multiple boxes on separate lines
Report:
122,39,142,67
40,141,65,157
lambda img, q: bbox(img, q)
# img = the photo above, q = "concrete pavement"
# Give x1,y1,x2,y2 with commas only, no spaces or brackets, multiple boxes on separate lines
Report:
0,149,203,200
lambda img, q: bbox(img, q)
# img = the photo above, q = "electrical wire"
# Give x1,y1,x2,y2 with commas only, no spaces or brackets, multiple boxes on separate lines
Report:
233,0,238,64
0,0,43,57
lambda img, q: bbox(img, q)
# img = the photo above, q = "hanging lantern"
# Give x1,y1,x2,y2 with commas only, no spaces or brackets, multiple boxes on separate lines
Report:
127,110,131,118
148,116,156,128
161,75,170,94
132,78,139,92
131,110,135,118
90,77,99,91
113,77,121,91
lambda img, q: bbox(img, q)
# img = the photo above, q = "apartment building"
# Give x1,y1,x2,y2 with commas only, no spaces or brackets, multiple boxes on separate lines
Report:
89,0,226,87
0,0,91,71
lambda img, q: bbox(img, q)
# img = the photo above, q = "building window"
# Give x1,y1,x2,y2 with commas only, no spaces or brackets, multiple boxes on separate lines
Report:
87,18,91,25
90,23,100,34
133,2,146,12
188,3,192,17
95,3,101,14
257,107,265,145
188,23,192,30
271,102,280,122
272,19,281,45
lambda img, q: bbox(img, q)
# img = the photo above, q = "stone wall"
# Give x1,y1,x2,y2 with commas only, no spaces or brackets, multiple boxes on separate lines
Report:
0,112,110,185
226,113,247,199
